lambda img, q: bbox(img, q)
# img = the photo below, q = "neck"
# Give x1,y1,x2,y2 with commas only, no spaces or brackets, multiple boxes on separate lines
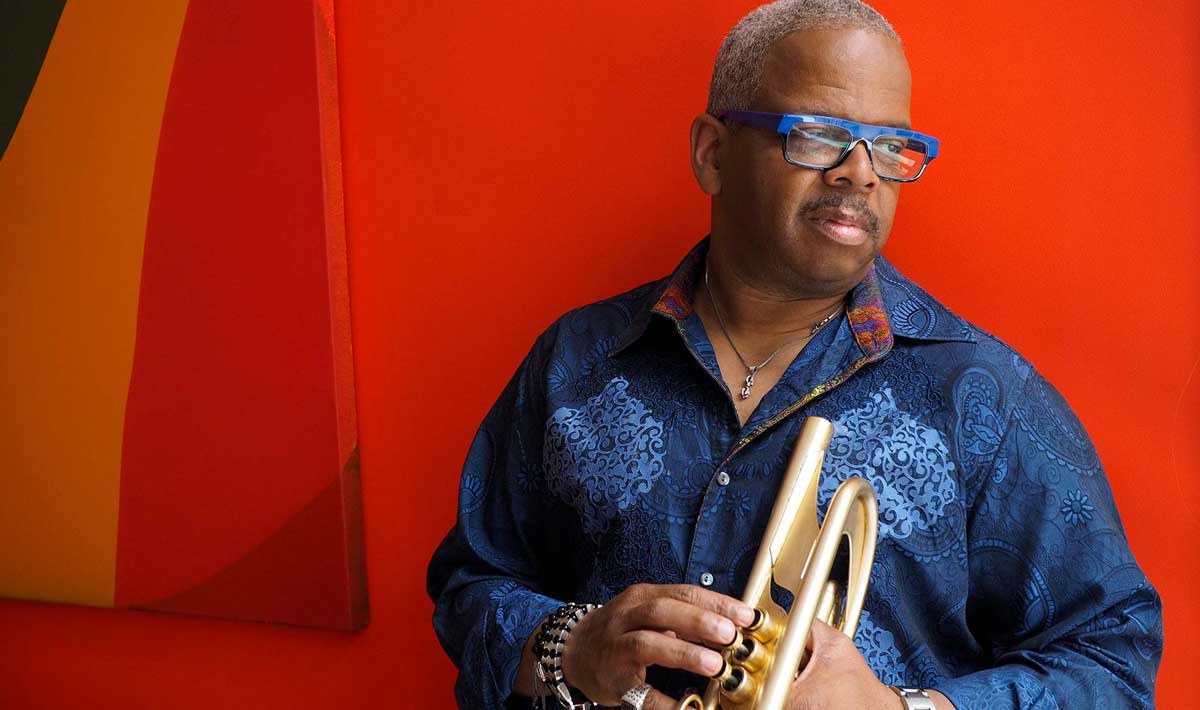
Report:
698,254,849,359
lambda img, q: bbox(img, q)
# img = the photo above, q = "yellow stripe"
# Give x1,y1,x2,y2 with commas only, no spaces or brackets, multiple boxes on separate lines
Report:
0,0,190,606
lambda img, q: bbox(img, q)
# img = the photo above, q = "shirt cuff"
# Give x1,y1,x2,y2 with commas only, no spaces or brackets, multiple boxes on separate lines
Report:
496,590,565,705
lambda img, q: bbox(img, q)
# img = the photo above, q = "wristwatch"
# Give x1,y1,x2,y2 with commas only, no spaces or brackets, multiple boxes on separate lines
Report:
889,686,936,710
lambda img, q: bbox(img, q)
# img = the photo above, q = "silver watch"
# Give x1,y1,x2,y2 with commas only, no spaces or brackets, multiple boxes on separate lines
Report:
889,686,936,710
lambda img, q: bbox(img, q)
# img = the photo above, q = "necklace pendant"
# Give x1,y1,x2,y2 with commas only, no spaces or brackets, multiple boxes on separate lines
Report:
740,371,755,400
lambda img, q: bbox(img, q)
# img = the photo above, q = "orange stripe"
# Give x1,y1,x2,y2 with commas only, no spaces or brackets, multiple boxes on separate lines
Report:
0,0,189,606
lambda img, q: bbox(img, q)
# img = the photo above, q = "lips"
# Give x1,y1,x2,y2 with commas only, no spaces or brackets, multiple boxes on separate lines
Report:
804,207,875,246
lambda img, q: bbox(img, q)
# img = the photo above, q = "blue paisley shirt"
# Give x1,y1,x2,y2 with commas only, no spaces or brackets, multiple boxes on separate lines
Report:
427,239,1163,709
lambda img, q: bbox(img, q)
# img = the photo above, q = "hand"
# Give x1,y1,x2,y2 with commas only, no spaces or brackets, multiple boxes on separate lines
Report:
559,583,757,708
787,619,900,710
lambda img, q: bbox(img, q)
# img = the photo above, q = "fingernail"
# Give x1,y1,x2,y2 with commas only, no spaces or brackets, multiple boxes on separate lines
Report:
717,618,735,642
735,605,755,626
702,650,724,676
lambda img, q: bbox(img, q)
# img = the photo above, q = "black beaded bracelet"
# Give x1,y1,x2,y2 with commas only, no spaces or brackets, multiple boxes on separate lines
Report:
532,602,601,710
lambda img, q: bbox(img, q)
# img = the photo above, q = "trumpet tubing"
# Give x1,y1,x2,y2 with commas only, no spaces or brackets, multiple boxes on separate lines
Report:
678,416,879,710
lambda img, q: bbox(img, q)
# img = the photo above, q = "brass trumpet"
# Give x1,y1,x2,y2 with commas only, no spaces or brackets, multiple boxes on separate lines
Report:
678,416,878,710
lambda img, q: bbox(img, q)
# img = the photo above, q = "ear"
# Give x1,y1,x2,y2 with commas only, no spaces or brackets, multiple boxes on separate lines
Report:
690,113,726,196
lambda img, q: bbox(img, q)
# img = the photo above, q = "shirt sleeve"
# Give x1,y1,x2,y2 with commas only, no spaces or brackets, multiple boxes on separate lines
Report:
426,332,566,709
934,371,1163,709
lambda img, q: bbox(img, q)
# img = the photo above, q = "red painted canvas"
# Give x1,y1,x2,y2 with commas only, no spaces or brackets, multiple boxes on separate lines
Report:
0,0,366,631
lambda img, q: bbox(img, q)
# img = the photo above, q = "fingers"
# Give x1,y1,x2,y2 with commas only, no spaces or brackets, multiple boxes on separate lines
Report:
589,584,756,707
623,630,726,678
661,584,758,628
621,596,740,647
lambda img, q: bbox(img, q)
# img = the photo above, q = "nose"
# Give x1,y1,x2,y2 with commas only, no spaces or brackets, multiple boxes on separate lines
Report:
822,139,878,190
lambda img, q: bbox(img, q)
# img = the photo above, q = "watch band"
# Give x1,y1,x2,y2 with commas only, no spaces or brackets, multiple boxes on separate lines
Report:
889,686,936,710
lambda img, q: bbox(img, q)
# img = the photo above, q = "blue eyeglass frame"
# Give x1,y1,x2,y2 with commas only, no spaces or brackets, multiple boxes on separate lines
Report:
719,110,941,182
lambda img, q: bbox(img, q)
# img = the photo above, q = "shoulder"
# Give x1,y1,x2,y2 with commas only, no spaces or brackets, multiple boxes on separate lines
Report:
873,257,1100,480
874,254,1045,410
528,277,665,366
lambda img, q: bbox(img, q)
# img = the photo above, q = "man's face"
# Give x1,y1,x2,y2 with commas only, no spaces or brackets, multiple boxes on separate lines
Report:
714,28,913,297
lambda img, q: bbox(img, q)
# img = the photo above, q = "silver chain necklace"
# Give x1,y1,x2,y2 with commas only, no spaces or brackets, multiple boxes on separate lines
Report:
704,265,844,400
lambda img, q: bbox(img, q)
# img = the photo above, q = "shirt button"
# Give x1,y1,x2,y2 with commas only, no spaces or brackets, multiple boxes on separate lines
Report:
716,471,731,486
700,572,714,586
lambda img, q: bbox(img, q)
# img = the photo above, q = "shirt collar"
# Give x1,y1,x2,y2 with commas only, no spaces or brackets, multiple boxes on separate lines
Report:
612,237,976,358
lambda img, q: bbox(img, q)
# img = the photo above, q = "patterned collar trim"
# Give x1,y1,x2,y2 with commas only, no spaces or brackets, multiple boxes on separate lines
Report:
845,263,893,360
648,241,704,320
612,237,975,358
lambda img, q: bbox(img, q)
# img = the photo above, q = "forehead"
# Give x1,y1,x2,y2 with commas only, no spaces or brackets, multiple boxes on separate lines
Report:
756,27,912,128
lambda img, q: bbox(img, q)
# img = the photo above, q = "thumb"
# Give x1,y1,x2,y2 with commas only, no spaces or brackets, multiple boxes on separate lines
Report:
797,618,843,680
809,618,853,659
802,618,836,656
809,618,839,645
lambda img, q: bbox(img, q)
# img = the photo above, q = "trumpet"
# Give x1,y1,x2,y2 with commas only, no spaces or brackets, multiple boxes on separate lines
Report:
678,416,878,710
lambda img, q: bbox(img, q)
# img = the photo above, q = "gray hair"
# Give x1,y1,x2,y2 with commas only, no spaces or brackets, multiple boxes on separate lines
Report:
706,0,900,116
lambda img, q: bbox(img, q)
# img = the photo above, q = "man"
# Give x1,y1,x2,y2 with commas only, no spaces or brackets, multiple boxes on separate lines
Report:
427,1,1163,708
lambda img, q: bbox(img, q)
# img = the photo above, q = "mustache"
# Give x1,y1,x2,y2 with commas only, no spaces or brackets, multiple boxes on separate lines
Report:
799,194,881,236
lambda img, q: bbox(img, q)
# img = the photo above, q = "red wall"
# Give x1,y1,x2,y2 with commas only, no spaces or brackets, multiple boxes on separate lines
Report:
3,2,1197,707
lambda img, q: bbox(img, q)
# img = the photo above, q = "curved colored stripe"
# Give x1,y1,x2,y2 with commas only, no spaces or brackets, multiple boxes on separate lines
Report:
145,448,366,630
115,0,361,629
0,0,66,158
0,1,189,607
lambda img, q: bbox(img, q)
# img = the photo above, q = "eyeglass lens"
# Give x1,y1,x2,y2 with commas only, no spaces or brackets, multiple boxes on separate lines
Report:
787,124,929,180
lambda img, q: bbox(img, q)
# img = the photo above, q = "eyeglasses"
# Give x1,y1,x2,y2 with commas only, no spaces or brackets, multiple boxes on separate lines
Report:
719,111,940,182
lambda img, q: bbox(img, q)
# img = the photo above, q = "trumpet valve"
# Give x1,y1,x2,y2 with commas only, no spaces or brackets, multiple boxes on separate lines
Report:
723,627,744,653
745,608,780,643
730,635,768,673
718,665,757,704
